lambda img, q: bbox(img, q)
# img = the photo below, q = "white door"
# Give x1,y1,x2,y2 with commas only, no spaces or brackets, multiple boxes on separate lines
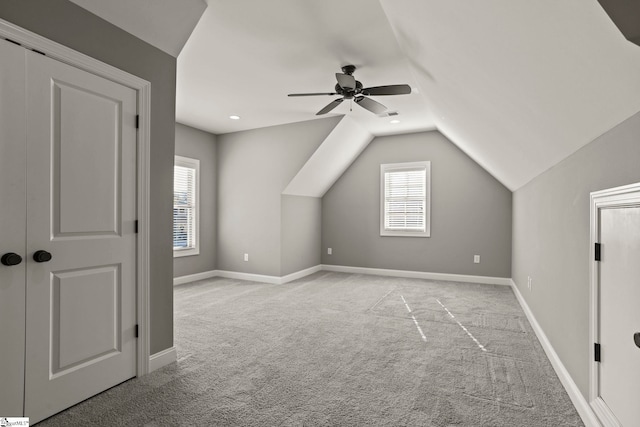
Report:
598,206,640,427
0,39,27,418
22,51,138,423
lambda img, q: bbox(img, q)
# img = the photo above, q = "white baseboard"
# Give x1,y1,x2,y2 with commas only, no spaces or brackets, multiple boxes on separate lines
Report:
321,264,511,286
173,270,218,286
175,265,511,287
280,264,323,284
148,346,177,373
510,280,601,427
174,265,324,286
215,269,282,284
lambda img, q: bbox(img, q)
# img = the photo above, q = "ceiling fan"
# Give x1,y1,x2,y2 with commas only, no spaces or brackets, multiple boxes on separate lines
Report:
288,65,412,116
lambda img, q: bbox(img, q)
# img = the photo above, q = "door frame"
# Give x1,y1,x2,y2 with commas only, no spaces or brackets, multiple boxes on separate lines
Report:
0,19,152,375
589,181,640,427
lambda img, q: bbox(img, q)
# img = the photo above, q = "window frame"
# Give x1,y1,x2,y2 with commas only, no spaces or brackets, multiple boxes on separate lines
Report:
173,155,200,257
380,161,431,238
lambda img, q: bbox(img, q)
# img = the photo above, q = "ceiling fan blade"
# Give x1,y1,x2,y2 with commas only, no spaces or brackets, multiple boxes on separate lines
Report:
316,98,343,115
362,84,412,96
355,96,387,114
288,92,338,97
335,73,356,90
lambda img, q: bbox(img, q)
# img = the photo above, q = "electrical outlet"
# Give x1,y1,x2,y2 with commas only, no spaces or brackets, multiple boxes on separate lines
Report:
244,253,249,262
327,248,332,255
473,255,480,264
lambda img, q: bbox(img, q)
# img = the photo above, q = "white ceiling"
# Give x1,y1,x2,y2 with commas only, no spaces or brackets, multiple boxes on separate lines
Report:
283,117,374,198
176,0,435,138
71,0,640,191
379,0,640,189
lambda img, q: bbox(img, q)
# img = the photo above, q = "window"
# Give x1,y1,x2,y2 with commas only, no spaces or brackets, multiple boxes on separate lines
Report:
380,161,431,237
173,155,200,257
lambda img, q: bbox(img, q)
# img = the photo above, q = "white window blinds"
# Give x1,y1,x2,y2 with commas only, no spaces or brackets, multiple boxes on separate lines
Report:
173,156,199,255
380,162,431,237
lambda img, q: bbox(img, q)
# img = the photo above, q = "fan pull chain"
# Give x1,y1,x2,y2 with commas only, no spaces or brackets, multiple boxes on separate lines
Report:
350,98,353,112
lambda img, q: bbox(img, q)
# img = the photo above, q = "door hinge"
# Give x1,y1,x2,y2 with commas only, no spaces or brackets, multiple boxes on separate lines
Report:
135,115,139,129
594,243,601,261
594,343,601,362
135,220,138,234
135,324,139,338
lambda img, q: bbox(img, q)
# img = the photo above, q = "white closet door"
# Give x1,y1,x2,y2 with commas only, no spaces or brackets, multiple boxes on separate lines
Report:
599,206,640,427
24,51,138,423
0,39,27,418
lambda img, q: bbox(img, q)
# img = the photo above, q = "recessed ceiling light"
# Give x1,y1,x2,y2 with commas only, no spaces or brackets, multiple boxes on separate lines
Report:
390,119,400,124
229,115,240,120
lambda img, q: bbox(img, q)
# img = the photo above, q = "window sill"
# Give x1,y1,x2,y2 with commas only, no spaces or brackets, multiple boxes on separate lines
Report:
173,248,200,258
380,231,430,238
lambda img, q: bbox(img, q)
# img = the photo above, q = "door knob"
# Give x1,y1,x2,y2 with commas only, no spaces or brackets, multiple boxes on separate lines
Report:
1,252,23,266
635,332,640,349
33,250,52,263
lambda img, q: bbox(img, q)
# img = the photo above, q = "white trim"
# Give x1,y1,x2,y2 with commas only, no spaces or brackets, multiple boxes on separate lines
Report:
321,264,511,286
380,161,431,238
174,270,218,286
0,18,149,91
136,81,151,376
215,270,282,285
215,267,322,285
173,155,200,258
173,265,508,287
174,265,324,286
588,182,640,427
148,347,177,373
280,265,323,284
510,280,601,427
0,18,152,377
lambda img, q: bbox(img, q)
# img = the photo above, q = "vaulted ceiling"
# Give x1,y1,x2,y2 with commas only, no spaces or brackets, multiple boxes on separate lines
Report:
71,0,640,191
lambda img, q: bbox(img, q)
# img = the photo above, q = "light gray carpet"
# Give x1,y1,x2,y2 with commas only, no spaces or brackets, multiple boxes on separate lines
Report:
39,271,584,426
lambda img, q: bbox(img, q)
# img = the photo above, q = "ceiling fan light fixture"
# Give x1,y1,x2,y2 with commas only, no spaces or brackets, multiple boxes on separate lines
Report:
390,119,400,124
288,65,412,116
229,115,240,120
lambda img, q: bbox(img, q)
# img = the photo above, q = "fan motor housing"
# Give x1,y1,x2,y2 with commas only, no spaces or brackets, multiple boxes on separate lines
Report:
341,64,356,75
335,80,363,99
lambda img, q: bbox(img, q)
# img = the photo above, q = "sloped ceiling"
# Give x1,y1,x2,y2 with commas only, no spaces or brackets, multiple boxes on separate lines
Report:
379,0,640,190
176,0,435,138
68,0,207,56
179,0,640,191
283,116,373,197
71,0,640,191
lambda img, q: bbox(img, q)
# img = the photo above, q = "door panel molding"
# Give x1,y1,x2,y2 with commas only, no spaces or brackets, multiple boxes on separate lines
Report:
589,182,640,427
52,264,122,376
0,18,151,377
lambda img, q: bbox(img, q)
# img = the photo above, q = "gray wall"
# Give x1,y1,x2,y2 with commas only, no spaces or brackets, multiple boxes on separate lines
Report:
322,131,512,277
512,110,640,398
281,195,322,276
174,123,217,278
217,117,340,276
0,0,176,354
